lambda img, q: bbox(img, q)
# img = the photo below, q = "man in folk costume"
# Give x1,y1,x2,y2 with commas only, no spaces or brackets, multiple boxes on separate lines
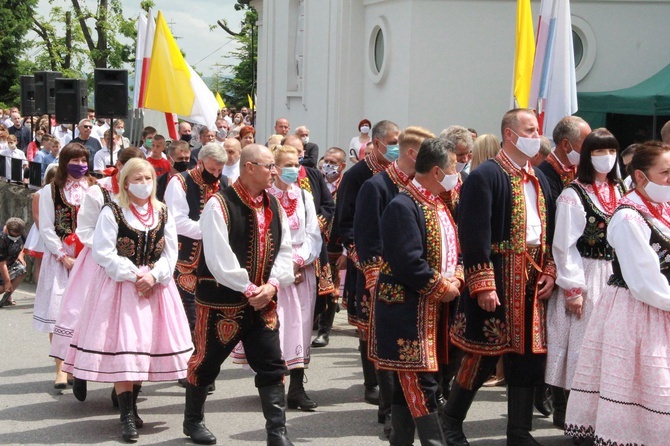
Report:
438,126,473,219
164,143,229,336
537,116,591,201
445,109,557,446
282,134,337,317
183,145,295,446
369,138,464,445
334,120,397,408
312,146,348,348
355,126,434,436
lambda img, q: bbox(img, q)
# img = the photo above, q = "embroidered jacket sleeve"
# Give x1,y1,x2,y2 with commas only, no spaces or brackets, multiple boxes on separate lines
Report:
608,208,670,311
457,167,496,296
552,187,587,295
294,191,322,266
354,177,387,289
536,169,558,279
92,206,140,282
381,196,451,301
76,185,105,248
38,184,66,258
164,174,201,240
335,162,371,261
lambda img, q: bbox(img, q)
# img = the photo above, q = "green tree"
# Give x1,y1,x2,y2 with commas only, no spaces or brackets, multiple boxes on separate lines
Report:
0,0,39,106
220,4,257,109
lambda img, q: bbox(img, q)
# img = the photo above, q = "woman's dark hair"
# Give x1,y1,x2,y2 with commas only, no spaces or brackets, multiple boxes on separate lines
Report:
576,128,620,184
53,143,96,188
627,140,670,186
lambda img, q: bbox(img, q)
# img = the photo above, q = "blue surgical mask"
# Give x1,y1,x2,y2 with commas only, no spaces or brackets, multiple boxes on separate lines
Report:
279,166,300,184
381,142,400,162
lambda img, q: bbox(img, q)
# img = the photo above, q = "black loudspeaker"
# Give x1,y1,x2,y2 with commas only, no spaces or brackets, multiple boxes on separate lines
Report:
34,71,62,115
20,76,35,116
55,78,88,125
94,69,128,118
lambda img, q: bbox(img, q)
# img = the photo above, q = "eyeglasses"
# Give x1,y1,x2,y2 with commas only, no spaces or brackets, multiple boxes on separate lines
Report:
82,125,92,129
250,161,276,170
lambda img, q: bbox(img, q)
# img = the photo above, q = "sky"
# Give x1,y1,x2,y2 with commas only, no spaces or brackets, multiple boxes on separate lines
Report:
31,0,247,77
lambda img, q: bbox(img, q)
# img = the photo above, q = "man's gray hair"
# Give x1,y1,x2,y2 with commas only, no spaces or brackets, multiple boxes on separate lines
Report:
198,142,228,164
552,116,587,145
439,125,474,151
371,120,400,142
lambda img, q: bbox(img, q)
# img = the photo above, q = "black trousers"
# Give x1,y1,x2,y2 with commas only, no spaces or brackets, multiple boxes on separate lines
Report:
187,303,287,388
394,371,440,418
174,268,197,332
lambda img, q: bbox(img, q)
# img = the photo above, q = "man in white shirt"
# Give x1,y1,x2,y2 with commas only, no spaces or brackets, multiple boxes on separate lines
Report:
221,138,241,182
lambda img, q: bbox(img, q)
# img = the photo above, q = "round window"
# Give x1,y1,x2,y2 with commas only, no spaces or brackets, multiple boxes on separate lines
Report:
374,28,385,74
573,30,584,68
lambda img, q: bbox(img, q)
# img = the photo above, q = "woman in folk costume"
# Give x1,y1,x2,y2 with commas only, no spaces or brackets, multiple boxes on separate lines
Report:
33,143,95,388
51,147,145,401
63,158,193,442
565,141,670,445
545,129,625,429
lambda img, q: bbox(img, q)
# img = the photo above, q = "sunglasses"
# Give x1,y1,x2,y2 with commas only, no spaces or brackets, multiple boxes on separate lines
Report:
82,125,92,129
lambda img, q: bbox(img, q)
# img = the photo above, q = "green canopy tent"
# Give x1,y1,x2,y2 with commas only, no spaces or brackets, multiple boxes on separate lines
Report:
576,62,670,136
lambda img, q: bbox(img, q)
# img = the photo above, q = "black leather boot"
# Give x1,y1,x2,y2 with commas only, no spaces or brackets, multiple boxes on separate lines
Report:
390,404,415,446
415,412,448,446
311,300,337,347
533,383,553,417
183,383,217,445
287,368,317,411
377,369,395,438
132,384,143,428
112,388,119,407
551,386,568,429
72,377,87,402
360,340,379,405
259,384,294,446
443,383,477,446
507,386,542,446
117,390,139,442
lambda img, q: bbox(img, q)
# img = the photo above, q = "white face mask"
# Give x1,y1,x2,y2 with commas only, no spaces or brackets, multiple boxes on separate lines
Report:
643,173,670,203
439,169,459,192
301,136,309,145
455,162,467,173
510,129,541,158
360,125,370,134
566,142,581,165
591,154,617,174
128,181,153,200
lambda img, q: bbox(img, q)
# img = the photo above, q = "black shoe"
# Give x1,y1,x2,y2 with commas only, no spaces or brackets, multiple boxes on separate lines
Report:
443,383,477,446
178,378,188,388
117,391,139,442
311,333,329,348
259,384,294,446
184,383,217,445
54,381,67,390
72,377,87,402
365,385,379,405
533,383,553,417
287,389,318,411
207,382,216,394
132,385,143,429
551,386,568,430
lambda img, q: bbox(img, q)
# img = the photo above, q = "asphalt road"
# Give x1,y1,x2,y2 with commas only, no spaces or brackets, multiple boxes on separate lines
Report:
0,283,573,445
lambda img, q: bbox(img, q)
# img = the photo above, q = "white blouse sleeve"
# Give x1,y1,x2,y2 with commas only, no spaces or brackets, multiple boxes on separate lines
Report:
149,208,178,286
38,184,65,258
76,185,105,248
295,191,322,266
164,175,202,240
92,206,140,282
607,208,670,311
270,206,296,287
200,196,255,291
93,150,106,171
552,187,587,294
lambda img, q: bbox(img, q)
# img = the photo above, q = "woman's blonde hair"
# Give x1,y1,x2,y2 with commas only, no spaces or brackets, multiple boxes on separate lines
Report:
471,134,501,169
273,144,298,164
117,158,163,210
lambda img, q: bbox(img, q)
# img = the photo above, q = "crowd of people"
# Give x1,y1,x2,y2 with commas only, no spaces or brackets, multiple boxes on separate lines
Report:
1,104,670,446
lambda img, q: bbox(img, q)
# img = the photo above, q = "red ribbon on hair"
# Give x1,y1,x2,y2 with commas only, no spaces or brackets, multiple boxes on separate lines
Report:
103,167,120,194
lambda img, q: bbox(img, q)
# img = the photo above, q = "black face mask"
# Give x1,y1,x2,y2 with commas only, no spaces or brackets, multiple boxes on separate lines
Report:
180,134,192,143
173,161,189,173
201,167,218,185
